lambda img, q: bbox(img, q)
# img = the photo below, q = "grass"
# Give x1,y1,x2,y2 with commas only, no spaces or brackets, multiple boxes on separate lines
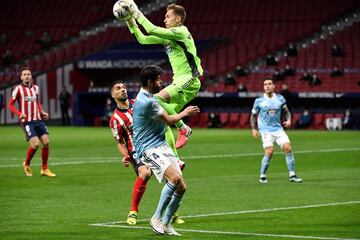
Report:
0,126,359,239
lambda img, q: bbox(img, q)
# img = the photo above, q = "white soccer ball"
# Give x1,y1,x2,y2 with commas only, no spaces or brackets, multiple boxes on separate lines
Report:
113,0,132,21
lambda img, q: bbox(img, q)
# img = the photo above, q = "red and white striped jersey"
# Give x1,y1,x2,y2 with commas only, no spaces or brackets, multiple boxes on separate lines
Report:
109,99,135,153
9,83,42,123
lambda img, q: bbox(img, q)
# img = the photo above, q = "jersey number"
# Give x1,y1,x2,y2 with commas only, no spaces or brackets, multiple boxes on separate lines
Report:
25,125,31,136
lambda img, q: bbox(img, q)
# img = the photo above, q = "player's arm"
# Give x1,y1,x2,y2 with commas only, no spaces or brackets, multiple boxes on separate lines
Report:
110,119,130,167
136,15,186,40
35,87,49,120
282,105,291,128
116,141,131,167
8,98,25,119
127,3,185,41
8,89,26,119
127,18,165,45
160,105,200,125
250,112,260,138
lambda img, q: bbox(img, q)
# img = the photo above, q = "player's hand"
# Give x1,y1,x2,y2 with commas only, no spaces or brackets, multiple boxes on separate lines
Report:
19,113,26,120
125,0,142,19
282,120,291,129
126,17,137,27
122,155,130,167
252,129,260,138
41,111,49,120
184,106,200,116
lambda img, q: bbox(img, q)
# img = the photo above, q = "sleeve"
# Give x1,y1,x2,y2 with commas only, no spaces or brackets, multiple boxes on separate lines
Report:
280,95,287,109
145,99,163,120
251,99,260,114
137,14,187,40
128,24,165,45
110,117,124,143
8,87,21,117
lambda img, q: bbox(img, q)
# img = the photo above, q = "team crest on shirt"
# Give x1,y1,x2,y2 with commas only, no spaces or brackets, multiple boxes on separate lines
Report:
152,102,160,111
267,109,277,116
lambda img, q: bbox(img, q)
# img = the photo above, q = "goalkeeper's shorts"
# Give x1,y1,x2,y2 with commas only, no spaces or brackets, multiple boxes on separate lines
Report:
165,77,201,108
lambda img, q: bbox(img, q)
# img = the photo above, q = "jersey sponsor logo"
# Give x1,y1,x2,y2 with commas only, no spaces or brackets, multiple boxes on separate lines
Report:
164,42,172,55
267,109,277,116
24,96,37,102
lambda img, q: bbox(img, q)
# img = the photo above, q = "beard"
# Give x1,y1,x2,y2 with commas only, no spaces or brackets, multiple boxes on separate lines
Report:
118,97,127,102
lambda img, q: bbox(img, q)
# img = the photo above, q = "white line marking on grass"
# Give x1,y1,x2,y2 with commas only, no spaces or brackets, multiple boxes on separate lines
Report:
90,200,360,226
1,147,359,168
89,223,360,240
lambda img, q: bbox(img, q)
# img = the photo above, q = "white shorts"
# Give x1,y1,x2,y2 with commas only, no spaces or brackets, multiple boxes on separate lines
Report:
141,144,182,183
260,130,290,149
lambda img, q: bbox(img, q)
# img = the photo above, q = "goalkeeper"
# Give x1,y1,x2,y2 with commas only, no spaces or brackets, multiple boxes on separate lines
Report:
123,2,203,150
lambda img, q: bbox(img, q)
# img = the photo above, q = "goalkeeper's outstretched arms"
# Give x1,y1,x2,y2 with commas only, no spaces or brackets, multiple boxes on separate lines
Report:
127,0,186,41
126,17,164,45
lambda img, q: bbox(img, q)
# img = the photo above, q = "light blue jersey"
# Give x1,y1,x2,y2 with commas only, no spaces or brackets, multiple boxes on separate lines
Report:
133,88,166,157
252,93,286,133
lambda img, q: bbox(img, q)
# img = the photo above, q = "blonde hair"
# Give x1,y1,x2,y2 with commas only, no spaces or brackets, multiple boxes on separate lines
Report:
167,3,186,24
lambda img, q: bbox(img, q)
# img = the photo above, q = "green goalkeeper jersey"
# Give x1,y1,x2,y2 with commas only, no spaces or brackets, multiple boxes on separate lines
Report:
129,15,203,82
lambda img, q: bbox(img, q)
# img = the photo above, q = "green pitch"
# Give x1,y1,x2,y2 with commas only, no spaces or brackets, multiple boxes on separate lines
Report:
0,126,359,240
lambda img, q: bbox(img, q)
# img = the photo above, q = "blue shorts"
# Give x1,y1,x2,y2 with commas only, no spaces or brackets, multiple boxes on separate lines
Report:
21,120,49,141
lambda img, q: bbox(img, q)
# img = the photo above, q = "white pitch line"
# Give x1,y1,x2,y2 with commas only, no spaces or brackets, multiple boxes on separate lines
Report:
0,147,359,168
89,223,360,240
90,200,360,226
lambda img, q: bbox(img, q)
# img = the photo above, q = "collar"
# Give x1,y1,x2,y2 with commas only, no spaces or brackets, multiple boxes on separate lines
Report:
139,88,153,97
264,93,276,99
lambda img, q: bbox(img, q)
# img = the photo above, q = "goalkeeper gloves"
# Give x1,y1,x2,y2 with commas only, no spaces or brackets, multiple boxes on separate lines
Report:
126,17,138,28
124,0,143,19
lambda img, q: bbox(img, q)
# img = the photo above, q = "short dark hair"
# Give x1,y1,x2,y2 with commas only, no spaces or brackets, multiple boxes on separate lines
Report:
167,3,186,24
263,76,274,83
140,65,164,87
110,80,125,90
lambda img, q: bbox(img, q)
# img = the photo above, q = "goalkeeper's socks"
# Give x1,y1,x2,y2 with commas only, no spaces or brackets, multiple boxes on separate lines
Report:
260,155,271,175
162,192,183,225
153,182,177,218
285,152,295,172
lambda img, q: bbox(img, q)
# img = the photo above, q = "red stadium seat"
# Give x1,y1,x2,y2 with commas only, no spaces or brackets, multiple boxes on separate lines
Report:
198,113,209,128
239,113,250,128
219,112,229,126
227,113,240,128
312,113,324,129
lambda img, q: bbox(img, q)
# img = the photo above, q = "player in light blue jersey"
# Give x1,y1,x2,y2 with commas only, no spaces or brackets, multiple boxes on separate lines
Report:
250,77,302,184
133,65,199,236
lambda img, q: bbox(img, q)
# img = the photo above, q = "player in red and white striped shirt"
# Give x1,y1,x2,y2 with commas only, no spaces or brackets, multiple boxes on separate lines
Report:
109,80,152,225
8,67,56,177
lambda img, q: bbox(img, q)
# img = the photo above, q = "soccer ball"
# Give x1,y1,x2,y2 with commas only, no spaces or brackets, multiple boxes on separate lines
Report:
113,0,132,21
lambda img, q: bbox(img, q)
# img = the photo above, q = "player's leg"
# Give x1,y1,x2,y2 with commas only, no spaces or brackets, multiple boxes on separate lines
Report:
143,145,183,235
276,132,302,183
37,122,55,177
157,78,200,149
39,134,55,177
259,132,275,183
127,163,151,225
22,137,40,177
161,163,184,236
21,123,40,177
164,126,185,171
